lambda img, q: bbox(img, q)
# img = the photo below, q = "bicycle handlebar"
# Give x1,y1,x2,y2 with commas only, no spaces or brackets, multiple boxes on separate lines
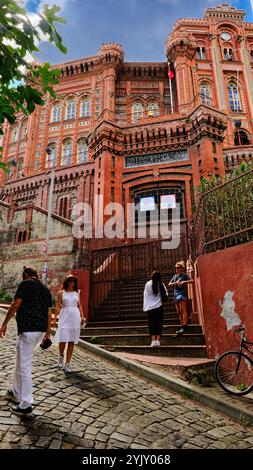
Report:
235,325,245,333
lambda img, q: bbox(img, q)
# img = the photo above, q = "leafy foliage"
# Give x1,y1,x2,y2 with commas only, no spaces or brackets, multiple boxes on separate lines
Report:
0,285,13,303
0,0,67,171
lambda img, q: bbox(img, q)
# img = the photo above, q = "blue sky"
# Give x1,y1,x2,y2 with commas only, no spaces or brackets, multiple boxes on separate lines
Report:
25,0,253,64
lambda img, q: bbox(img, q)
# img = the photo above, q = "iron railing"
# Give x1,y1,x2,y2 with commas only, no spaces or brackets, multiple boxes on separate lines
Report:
191,169,253,258
90,235,189,316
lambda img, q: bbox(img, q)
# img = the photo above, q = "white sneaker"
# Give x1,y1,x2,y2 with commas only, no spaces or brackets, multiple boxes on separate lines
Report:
155,340,160,347
150,340,156,347
57,357,64,368
63,363,72,373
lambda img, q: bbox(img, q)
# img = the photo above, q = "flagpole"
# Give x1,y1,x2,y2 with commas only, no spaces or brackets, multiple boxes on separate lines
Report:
168,62,174,114
236,68,239,112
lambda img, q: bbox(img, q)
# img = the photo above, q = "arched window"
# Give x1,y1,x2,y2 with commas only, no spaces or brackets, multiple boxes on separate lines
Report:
234,130,250,146
228,84,241,112
224,48,233,61
51,103,61,122
61,140,72,166
148,102,159,117
80,97,91,117
132,102,143,123
21,119,28,138
200,84,212,105
77,138,88,163
196,47,206,60
11,126,19,142
45,143,57,168
65,98,76,120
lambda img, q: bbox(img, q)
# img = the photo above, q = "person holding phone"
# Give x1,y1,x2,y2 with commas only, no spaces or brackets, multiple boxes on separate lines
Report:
169,261,194,336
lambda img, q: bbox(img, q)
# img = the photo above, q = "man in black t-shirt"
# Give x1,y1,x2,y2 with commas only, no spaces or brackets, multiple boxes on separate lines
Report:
0,267,52,416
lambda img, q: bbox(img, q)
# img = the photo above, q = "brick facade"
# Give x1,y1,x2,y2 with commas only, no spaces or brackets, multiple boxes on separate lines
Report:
0,4,253,286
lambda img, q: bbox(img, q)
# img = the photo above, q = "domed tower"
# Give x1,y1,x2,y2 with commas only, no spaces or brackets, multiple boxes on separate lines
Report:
97,43,125,116
166,30,197,115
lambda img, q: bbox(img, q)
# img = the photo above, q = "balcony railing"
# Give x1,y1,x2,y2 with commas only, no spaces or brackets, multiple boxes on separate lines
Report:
191,169,253,258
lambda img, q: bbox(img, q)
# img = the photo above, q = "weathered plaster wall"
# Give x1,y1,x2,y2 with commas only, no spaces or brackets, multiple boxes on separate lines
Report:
196,242,253,359
0,205,76,294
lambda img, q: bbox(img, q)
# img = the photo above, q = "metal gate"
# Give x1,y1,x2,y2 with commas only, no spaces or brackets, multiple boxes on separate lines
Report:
90,233,189,316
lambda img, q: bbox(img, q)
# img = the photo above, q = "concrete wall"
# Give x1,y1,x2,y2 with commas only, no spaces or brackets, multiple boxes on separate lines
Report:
196,242,253,359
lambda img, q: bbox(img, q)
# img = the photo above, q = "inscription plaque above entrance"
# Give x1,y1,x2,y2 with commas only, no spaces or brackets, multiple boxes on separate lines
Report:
125,149,189,168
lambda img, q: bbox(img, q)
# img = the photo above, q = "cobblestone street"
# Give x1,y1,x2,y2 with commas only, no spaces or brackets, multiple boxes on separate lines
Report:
0,320,253,450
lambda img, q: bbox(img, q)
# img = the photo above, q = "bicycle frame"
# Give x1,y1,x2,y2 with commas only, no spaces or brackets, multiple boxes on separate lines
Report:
235,328,253,372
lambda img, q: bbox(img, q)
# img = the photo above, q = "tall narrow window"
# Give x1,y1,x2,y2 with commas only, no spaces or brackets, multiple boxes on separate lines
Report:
80,97,91,117
11,126,19,142
132,102,143,123
59,196,68,218
17,158,24,178
61,140,72,166
196,47,206,60
51,103,61,122
224,48,233,61
65,99,76,120
148,102,159,117
200,84,211,105
21,119,28,138
45,143,57,168
228,84,241,112
250,51,253,63
77,138,88,163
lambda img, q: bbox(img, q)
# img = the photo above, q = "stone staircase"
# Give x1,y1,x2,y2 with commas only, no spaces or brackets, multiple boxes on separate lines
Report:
81,276,207,358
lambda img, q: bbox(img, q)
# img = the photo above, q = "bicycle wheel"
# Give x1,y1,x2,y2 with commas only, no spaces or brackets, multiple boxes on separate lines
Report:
214,351,253,396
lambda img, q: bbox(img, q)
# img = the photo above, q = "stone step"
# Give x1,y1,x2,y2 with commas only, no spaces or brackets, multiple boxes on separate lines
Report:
95,299,175,305
83,325,203,336
87,318,182,327
80,333,205,346
92,315,181,322
94,304,176,318
98,344,207,358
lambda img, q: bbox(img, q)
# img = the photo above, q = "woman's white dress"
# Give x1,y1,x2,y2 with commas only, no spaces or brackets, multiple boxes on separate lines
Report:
54,291,81,343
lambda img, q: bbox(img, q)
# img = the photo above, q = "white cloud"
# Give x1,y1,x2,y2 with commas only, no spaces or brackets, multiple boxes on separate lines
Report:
251,0,253,13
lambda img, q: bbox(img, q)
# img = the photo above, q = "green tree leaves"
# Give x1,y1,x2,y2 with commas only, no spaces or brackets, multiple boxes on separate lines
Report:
0,1,67,172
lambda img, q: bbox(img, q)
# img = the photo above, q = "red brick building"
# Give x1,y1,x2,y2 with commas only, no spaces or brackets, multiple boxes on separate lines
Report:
1,3,253,288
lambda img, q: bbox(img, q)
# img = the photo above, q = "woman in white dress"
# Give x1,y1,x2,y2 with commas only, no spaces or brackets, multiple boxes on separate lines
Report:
54,275,86,372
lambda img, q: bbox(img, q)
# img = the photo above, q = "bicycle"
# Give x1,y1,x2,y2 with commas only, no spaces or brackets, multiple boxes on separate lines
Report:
214,325,253,396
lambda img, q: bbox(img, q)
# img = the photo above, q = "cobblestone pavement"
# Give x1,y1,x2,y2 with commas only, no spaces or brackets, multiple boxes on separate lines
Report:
0,321,253,450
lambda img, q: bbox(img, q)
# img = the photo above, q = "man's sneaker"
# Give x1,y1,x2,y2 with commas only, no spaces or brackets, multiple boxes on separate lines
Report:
155,340,160,347
6,389,19,404
150,340,156,347
12,405,32,416
63,363,72,373
57,356,64,368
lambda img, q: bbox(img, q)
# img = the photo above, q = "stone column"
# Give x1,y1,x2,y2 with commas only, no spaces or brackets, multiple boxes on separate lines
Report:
238,37,253,122
104,68,116,119
209,34,226,111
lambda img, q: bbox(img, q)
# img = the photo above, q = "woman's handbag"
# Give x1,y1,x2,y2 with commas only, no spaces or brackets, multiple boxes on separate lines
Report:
40,337,52,350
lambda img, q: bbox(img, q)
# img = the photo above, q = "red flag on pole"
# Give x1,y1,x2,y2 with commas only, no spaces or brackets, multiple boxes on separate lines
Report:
168,62,174,113
168,69,174,80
